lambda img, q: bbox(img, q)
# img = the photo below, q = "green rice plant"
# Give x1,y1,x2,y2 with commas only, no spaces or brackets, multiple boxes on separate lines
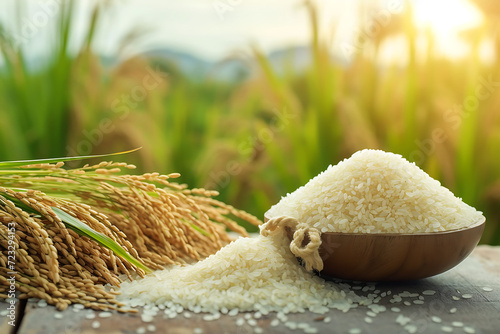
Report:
0,1,96,159
0,1,150,164
249,0,344,188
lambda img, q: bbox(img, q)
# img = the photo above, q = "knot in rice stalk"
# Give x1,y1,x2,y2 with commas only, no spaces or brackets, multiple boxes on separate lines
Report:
261,216,323,272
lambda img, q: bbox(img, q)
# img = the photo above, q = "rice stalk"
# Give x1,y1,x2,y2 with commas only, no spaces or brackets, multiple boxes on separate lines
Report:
0,154,261,310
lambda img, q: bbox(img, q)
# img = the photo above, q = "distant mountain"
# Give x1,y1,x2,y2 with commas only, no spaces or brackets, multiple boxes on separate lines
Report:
3,45,335,80
144,49,211,79
268,45,348,73
139,45,344,81
268,45,314,74
209,57,250,82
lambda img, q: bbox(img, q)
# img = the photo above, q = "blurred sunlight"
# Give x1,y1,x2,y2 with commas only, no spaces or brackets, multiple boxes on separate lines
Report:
413,0,484,58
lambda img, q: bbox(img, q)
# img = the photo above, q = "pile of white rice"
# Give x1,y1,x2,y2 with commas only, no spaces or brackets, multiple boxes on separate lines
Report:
266,149,484,233
118,230,364,314
118,149,484,318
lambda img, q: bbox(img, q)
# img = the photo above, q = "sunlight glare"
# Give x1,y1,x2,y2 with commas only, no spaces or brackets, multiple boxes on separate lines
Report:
413,0,482,37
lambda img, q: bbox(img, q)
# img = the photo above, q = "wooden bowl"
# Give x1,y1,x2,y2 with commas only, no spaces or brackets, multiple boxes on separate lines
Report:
264,213,486,282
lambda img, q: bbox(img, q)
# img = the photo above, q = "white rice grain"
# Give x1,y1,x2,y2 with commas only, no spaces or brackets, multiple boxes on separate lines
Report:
119,234,360,314
266,150,483,233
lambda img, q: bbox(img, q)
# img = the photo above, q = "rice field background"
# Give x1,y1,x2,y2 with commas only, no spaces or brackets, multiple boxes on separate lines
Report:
1,0,500,244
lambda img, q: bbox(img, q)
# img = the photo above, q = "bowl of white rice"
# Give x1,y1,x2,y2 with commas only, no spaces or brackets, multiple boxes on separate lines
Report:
265,149,486,281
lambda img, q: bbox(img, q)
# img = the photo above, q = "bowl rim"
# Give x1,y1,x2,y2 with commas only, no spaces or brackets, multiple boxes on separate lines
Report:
264,213,485,237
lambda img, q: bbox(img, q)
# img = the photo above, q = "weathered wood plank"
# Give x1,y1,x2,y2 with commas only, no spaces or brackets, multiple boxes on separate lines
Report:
1,299,25,334
15,245,500,334
0,302,14,334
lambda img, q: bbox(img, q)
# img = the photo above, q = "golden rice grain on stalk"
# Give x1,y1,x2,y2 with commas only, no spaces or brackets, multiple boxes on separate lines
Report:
0,156,260,311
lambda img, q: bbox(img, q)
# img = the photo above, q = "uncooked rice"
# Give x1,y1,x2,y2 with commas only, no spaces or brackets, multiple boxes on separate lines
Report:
266,149,484,233
118,149,484,316
118,225,363,314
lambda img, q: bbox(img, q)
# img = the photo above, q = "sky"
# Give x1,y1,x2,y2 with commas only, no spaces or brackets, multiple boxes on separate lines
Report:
0,0,487,64
92,0,351,60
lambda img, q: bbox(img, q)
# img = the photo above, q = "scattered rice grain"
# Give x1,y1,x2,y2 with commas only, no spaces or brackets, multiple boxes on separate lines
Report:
431,316,442,323
441,326,453,332
463,326,476,333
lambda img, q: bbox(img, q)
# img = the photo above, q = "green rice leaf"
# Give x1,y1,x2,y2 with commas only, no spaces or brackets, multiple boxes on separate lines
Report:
51,206,151,273
0,148,141,169
189,222,210,236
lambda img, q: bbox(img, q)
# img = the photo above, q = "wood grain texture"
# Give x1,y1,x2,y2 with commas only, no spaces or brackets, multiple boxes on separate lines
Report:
5,245,500,334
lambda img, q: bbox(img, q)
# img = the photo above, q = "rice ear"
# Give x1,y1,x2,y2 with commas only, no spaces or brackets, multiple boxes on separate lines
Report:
0,154,261,311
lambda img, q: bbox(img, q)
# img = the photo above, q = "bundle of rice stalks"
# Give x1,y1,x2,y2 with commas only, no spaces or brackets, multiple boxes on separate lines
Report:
0,151,260,310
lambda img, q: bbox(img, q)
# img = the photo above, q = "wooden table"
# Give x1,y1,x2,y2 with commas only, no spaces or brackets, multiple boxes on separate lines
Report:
2,245,499,334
